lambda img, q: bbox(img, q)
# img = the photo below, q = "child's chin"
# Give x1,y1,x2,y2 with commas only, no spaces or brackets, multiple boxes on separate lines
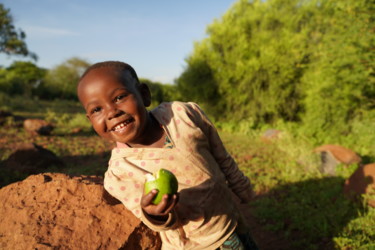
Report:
112,136,129,144
113,134,134,145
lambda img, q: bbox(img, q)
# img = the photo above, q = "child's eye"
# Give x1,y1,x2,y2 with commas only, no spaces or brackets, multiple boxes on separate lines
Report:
90,107,102,114
115,94,127,102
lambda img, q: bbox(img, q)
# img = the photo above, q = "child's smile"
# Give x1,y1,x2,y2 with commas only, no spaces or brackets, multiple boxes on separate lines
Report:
111,117,135,132
77,67,152,145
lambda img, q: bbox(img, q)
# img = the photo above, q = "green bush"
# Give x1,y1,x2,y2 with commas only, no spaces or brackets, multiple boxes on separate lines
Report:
177,0,374,148
45,110,92,134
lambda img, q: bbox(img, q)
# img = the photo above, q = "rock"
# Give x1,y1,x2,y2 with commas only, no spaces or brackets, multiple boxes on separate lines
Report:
344,163,375,207
2,143,64,175
317,150,340,175
314,144,362,175
0,173,161,249
71,127,83,134
24,119,54,135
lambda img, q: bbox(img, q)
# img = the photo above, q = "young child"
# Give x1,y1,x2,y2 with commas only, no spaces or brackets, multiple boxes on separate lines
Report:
77,61,258,249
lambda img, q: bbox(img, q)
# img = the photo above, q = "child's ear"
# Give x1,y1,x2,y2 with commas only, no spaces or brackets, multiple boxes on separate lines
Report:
139,83,151,107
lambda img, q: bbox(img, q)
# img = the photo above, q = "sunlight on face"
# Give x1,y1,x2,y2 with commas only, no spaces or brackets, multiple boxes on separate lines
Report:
78,67,150,145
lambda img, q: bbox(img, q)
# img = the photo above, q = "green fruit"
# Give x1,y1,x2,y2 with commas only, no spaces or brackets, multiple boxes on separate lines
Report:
144,168,178,205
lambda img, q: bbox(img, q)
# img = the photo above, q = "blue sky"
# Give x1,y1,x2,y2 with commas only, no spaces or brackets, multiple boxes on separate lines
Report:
1,0,237,83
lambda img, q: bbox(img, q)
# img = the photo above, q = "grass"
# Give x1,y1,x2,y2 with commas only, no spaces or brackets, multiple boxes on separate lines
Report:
0,96,374,249
220,130,374,249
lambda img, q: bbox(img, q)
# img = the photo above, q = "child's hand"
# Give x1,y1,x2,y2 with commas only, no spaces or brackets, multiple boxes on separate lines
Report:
141,189,178,221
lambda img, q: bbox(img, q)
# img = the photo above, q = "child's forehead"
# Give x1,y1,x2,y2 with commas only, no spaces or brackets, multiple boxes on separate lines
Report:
88,67,130,79
78,67,139,101
83,67,135,87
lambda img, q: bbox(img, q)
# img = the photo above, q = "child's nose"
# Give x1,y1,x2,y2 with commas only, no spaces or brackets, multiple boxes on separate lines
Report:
107,106,124,120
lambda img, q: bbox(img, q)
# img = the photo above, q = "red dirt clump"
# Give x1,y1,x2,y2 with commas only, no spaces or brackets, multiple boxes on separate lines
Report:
314,144,362,165
344,163,375,207
0,173,161,249
23,119,54,135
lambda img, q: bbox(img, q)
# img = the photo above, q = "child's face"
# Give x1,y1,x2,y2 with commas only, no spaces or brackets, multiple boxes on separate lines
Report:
78,68,151,144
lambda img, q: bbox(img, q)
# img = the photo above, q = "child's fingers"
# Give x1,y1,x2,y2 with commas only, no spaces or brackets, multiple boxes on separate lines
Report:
152,194,169,214
141,192,179,217
156,194,178,215
165,194,178,213
141,189,158,207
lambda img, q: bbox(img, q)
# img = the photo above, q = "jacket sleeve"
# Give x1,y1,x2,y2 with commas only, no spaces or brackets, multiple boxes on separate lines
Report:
185,102,254,203
140,209,179,232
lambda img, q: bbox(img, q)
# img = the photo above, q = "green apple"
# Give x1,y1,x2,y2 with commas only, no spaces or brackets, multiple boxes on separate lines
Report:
144,168,178,205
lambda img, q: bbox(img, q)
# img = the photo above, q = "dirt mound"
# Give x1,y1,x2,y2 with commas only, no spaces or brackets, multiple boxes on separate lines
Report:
344,163,375,207
0,173,161,249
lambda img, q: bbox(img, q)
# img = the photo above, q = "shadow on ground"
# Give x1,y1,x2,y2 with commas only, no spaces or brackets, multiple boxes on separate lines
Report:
0,151,111,188
242,176,366,250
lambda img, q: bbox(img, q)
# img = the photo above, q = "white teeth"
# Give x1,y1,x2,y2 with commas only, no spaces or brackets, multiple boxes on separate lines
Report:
115,123,126,131
113,119,133,131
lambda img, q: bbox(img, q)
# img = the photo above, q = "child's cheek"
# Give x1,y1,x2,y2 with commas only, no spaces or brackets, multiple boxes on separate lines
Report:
91,117,104,134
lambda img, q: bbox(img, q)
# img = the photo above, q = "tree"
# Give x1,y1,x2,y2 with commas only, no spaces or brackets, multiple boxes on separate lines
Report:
0,3,37,60
177,0,309,123
300,0,375,139
44,57,90,99
140,78,179,108
176,0,374,137
176,50,222,117
0,61,46,96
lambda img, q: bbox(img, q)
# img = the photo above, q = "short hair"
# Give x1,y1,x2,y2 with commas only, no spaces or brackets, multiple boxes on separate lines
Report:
80,61,140,84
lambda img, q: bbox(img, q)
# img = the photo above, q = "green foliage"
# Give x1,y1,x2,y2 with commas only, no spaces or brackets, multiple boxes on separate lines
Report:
0,57,180,108
178,0,312,123
0,3,37,60
45,110,92,134
333,206,375,249
300,0,375,141
0,61,46,96
43,57,90,100
0,94,84,120
177,0,375,143
176,53,222,116
140,78,180,108
0,91,11,111
0,57,90,100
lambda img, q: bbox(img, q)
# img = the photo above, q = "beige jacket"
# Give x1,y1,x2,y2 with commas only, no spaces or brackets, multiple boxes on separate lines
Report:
104,102,253,250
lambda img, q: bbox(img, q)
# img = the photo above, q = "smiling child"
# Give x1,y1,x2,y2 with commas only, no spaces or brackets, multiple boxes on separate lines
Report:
77,61,258,249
